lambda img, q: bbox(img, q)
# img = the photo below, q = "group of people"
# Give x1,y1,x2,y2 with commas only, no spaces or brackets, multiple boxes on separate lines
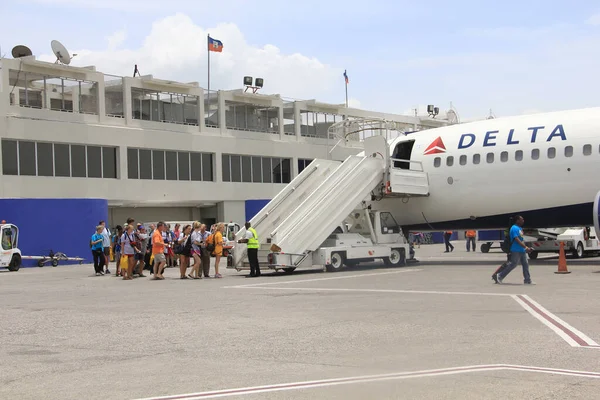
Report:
91,219,229,280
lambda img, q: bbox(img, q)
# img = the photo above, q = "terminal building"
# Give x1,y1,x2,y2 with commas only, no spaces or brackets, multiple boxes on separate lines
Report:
0,53,451,261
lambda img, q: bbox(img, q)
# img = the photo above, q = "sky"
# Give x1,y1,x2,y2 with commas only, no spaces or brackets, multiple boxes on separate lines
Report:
2,0,600,120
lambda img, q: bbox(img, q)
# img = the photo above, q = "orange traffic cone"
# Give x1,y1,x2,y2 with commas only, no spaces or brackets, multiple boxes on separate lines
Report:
555,242,571,274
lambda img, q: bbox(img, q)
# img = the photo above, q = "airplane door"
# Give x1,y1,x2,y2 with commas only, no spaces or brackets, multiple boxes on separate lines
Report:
594,191,600,237
392,140,415,169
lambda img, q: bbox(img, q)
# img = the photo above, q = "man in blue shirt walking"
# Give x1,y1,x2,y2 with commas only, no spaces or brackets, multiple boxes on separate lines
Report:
492,215,534,285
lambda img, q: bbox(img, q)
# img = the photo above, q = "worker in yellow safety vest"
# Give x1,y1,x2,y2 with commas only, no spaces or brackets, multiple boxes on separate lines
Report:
238,221,261,277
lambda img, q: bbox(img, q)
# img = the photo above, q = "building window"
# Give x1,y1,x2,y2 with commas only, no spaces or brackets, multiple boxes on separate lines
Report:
37,142,54,177
178,152,190,181
1,140,18,175
126,148,213,181
584,144,592,156
252,156,262,183
473,154,480,165
532,149,540,160
434,157,441,168
486,153,494,163
515,150,523,161
139,149,152,180
459,155,467,166
127,148,139,179
1,140,116,178
446,156,454,167
19,141,36,176
54,144,70,177
165,151,178,181
564,146,573,157
87,146,102,178
548,147,556,159
298,158,313,173
500,151,508,162
241,156,252,183
190,152,202,181
222,154,292,183
102,147,117,179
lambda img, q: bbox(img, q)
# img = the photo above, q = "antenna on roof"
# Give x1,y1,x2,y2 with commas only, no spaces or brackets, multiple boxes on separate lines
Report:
51,40,77,65
11,45,32,58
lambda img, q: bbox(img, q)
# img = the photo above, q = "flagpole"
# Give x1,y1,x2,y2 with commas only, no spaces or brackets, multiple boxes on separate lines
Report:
207,33,211,118
345,81,348,108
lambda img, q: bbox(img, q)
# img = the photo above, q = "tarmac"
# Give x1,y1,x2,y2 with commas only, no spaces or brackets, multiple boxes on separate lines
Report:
1,243,600,399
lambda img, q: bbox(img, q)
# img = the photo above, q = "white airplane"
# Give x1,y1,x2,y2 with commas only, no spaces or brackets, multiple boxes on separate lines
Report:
374,106,600,232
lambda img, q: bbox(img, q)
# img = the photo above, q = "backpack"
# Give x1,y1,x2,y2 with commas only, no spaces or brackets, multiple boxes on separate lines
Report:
206,233,215,253
501,228,516,254
182,235,192,257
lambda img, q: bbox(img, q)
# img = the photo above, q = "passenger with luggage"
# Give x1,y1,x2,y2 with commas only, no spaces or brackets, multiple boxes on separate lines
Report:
492,215,534,285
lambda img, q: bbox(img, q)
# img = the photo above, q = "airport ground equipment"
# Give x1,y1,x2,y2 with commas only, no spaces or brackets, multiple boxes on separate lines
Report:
22,250,85,267
0,223,22,271
229,119,429,273
525,227,600,259
268,208,411,272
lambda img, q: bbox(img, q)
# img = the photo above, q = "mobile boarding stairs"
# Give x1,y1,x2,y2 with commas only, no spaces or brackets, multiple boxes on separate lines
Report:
229,133,430,273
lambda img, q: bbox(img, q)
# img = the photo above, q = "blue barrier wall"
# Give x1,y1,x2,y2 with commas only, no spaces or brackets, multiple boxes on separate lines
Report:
0,198,108,266
245,199,271,222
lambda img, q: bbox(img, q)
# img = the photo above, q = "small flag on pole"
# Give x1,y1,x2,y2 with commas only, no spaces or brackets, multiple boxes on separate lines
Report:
343,70,349,84
208,37,224,52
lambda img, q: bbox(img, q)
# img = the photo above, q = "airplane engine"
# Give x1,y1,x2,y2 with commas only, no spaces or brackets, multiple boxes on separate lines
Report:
594,191,600,236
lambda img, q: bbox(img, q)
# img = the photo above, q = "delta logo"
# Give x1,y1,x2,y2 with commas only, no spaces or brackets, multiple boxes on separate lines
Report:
423,137,446,155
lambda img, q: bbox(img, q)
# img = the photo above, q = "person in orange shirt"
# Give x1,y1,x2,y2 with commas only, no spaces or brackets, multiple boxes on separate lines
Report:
443,231,454,253
152,222,167,280
465,230,477,252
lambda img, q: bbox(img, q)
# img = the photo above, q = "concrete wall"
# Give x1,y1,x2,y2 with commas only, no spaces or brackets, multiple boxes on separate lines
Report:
0,198,107,266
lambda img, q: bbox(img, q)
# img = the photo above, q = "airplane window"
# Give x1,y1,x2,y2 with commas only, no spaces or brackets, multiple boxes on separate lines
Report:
473,154,480,164
548,147,556,159
583,144,592,156
446,156,454,167
515,150,523,161
565,146,573,157
500,151,508,162
434,157,441,167
532,149,540,160
459,155,467,166
486,153,494,163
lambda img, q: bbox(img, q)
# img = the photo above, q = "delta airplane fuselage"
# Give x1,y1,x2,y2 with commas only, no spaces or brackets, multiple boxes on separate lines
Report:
373,107,600,231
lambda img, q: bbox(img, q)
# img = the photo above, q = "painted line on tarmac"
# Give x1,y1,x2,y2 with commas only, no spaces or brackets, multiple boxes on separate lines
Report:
512,294,600,348
224,268,423,289
135,364,600,399
230,285,513,297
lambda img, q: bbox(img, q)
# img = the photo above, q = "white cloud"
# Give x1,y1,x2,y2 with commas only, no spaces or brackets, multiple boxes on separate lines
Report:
106,30,126,51
37,13,342,101
586,13,600,26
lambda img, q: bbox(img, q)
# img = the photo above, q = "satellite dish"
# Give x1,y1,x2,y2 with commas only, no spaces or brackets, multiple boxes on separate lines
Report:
51,40,72,65
12,45,32,58
446,109,460,124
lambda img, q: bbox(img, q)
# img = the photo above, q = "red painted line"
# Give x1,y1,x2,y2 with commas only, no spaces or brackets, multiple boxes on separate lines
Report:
516,295,589,347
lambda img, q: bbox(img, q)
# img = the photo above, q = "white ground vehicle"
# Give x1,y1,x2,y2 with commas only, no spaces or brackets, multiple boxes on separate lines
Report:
269,209,410,272
525,227,600,259
0,224,21,271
